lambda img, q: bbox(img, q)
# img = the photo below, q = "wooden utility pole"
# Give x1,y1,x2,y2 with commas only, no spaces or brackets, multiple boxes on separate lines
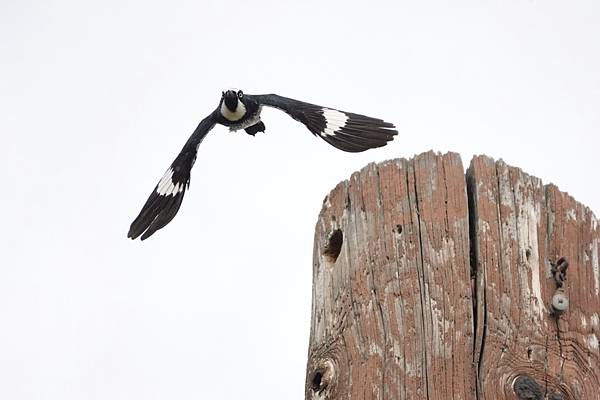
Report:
305,151,599,400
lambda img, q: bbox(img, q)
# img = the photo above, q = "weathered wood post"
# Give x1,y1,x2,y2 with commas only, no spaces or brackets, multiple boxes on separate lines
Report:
306,151,599,400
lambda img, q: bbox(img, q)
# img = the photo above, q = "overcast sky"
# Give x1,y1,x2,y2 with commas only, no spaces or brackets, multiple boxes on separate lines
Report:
1,0,599,399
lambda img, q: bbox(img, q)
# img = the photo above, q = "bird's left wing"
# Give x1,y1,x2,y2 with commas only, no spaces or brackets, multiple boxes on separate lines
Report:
252,93,397,152
128,112,218,240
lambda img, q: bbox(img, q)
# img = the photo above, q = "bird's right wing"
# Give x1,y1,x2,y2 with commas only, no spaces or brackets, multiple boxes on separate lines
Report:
252,93,397,152
128,112,218,240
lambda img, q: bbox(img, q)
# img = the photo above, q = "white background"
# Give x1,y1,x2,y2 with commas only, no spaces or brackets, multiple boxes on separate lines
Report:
1,0,599,398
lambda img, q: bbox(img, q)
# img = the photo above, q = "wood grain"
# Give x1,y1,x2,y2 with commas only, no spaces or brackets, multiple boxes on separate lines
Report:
306,152,599,399
306,151,475,399
468,156,600,400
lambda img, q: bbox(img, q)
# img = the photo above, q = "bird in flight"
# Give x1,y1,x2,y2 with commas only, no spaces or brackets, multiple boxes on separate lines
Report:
128,90,397,240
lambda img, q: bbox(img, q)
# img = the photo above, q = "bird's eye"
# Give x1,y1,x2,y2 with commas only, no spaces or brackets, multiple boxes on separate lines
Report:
237,91,243,99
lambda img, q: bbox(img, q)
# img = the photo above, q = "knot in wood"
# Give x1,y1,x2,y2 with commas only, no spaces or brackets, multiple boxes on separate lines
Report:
513,375,543,400
309,358,336,399
551,257,569,288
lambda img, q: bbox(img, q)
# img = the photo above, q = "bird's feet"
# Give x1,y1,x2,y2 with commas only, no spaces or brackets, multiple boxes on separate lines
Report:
244,121,266,136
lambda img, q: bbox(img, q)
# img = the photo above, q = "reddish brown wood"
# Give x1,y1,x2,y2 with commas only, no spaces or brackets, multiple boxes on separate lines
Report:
306,151,599,399
468,156,600,399
306,152,475,399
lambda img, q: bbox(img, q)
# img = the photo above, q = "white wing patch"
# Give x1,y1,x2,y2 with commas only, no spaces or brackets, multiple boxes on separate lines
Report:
321,108,349,137
220,101,247,121
156,168,184,196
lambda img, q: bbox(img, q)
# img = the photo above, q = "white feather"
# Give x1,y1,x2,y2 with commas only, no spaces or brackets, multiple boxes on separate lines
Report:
156,168,184,196
321,108,348,137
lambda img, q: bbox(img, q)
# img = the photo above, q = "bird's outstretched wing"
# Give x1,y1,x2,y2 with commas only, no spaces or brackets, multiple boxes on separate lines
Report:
252,94,397,152
128,113,218,240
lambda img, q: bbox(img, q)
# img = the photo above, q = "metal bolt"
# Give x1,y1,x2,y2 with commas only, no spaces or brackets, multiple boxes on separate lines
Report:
551,290,569,315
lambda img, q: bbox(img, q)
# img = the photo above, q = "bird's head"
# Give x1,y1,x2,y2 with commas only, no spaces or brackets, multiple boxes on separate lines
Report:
222,89,244,112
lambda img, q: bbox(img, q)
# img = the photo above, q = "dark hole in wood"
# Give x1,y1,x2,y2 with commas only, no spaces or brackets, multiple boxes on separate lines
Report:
324,229,343,262
527,347,532,361
514,375,543,399
310,370,324,392
395,224,403,234
526,248,531,260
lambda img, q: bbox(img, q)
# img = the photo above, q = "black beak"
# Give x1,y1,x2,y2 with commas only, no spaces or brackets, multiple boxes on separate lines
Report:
224,90,238,111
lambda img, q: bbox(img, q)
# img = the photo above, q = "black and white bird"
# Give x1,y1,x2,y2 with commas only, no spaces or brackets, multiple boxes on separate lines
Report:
128,90,397,240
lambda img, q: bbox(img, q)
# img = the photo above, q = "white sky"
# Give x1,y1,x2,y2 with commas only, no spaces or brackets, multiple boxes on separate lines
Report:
1,0,599,398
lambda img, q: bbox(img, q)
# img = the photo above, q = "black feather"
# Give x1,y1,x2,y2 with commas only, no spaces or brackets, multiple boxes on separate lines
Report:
128,113,217,240
252,94,397,152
